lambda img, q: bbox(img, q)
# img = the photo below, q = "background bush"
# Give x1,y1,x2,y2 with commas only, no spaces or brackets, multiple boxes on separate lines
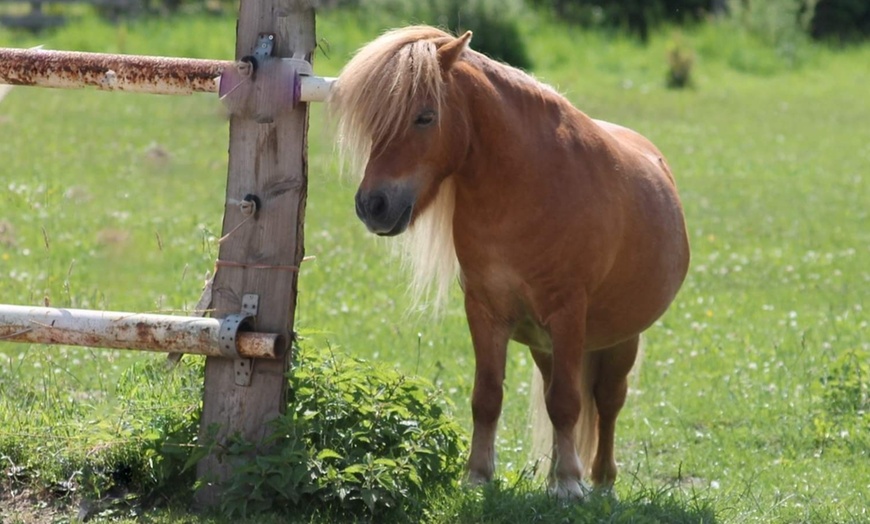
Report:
727,0,816,67
354,0,534,69
526,0,869,43
810,0,870,42
529,0,710,41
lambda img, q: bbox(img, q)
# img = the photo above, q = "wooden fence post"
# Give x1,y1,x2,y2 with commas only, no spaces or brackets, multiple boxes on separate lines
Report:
195,0,315,506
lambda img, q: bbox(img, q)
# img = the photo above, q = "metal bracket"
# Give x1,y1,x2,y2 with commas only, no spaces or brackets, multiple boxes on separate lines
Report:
253,33,275,61
218,293,258,386
234,358,252,387
218,33,314,122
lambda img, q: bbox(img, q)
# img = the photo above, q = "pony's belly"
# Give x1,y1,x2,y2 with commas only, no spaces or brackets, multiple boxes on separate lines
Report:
510,313,645,354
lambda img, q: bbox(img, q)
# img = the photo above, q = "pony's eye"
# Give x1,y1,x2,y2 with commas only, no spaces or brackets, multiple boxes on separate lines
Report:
414,110,436,127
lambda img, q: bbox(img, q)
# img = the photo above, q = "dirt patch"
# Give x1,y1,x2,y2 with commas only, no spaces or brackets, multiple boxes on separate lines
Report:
0,486,74,524
0,220,17,247
63,185,93,204
96,228,131,246
144,142,172,170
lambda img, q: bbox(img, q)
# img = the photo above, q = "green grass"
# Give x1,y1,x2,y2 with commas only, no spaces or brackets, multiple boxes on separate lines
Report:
1,7,869,523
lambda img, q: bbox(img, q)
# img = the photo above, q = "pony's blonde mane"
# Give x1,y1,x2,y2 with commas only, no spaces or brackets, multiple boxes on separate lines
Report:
328,26,460,313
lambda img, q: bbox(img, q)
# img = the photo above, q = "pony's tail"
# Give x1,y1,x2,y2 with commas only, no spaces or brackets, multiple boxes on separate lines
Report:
529,337,646,481
529,365,551,475
576,350,600,478
529,350,599,479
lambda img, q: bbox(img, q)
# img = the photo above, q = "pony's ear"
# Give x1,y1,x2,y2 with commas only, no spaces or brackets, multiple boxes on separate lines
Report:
437,31,472,72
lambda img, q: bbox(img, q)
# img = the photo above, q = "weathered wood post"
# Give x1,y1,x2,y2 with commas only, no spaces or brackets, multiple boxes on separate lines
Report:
195,0,315,505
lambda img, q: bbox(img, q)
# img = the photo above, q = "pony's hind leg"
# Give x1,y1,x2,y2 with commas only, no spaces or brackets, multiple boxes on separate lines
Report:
590,335,639,488
464,296,510,485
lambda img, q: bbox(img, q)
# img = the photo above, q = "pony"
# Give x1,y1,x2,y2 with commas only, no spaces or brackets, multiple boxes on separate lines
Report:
328,26,690,498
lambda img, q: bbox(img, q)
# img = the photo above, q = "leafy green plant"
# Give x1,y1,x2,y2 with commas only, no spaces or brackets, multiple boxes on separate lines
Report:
666,32,695,88
217,341,467,520
1,344,465,520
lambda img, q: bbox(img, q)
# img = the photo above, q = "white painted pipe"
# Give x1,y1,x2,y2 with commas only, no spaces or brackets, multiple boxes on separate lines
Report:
300,75,336,103
0,304,281,358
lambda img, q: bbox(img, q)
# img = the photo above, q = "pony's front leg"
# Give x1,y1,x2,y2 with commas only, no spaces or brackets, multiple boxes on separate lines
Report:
546,305,591,499
464,295,510,485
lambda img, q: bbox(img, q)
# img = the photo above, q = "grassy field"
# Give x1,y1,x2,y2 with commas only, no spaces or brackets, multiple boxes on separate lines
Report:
1,7,869,523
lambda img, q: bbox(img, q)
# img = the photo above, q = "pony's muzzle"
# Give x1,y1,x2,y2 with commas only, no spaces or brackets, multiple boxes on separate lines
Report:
355,187,414,237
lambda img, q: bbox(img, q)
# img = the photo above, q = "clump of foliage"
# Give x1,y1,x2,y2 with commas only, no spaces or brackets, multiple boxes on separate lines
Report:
216,342,466,520
666,33,695,88
813,349,870,454
1,343,464,521
358,0,534,69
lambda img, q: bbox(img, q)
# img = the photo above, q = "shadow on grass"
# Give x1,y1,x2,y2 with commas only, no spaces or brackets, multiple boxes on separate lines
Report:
427,478,718,524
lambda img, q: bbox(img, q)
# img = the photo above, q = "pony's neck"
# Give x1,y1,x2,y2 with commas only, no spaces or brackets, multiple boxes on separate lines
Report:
465,53,562,106
452,53,598,184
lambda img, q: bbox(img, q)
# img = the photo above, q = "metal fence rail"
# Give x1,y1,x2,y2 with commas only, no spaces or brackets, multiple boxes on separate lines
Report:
0,47,334,99
0,304,282,358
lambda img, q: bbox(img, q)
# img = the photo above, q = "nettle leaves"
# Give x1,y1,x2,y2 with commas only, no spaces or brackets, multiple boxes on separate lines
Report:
218,341,467,520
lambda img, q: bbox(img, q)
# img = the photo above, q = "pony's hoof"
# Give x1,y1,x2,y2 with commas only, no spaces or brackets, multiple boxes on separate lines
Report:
594,484,619,500
465,470,492,487
548,478,592,500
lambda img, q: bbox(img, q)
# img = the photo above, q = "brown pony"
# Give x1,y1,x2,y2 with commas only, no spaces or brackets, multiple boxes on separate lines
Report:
328,26,690,498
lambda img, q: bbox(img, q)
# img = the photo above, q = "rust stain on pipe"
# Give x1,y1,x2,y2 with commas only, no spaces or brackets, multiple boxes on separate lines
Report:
238,332,284,359
0,48,231,95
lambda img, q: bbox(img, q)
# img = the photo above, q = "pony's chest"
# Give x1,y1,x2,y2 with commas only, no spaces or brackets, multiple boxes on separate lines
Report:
460,269,553,353
459,262,548,331
458,262,524,306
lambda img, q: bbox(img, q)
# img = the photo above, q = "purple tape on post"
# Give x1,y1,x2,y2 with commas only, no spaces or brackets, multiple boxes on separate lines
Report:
292,70,302,108
218,57,309,123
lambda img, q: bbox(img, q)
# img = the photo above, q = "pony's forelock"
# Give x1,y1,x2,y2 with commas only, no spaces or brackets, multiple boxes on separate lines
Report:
328,26,450,179
327,26,460,314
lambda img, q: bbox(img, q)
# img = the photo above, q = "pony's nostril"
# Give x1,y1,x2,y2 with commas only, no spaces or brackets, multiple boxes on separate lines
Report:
355,190,366,220
367,192,388,219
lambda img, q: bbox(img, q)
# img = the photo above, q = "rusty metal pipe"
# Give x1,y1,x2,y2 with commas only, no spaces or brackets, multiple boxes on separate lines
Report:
0,47,335,100
0,305,282,358
0,47,229,95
